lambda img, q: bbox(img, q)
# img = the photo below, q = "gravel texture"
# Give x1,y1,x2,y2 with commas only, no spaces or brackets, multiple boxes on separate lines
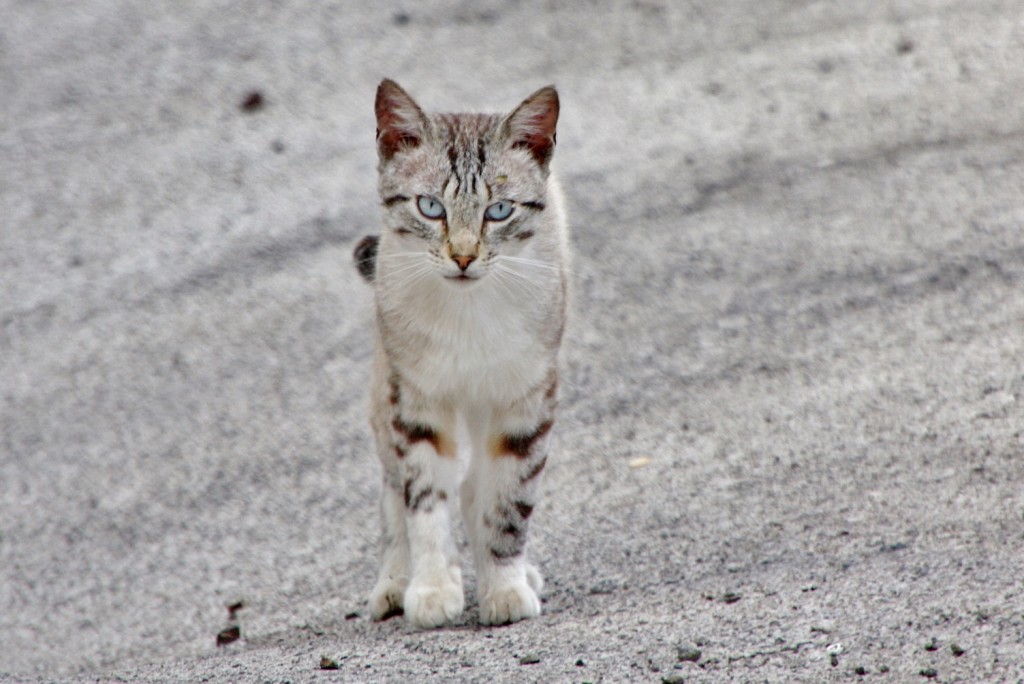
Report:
2,1,1024,682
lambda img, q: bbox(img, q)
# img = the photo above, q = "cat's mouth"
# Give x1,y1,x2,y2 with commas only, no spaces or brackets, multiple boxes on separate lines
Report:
444,273,482,284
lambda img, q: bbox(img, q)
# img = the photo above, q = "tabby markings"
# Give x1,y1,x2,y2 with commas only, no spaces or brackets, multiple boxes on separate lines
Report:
392,416,455,458
519,457,547,484
484,501,535,561
491,420,553,459
388,377,455,457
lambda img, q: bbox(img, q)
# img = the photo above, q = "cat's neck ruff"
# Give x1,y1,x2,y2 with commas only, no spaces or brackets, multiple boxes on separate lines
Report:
376,260,556,404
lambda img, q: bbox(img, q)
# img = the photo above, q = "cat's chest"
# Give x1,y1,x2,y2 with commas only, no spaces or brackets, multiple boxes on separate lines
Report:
380,283,552,401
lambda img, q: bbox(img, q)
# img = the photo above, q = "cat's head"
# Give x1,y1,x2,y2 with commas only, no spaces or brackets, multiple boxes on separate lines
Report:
369,79,559,287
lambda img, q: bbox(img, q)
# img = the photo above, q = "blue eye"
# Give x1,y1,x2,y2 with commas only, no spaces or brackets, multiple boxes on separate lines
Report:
417,196,446,219
485,201,514,221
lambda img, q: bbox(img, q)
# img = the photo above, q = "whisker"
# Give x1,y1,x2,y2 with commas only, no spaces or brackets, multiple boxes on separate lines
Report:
494,262,542,281
489,269,522,300
387,266,433,292
497,256,558,269
385,262,432,278
495,261,554,284
493,264,546,296
496,254,576,277
496,255,562,268
374,252,429,260
380,260,433,287
491,268,534,300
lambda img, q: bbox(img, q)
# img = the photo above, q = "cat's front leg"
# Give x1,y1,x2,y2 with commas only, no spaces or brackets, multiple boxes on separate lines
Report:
469,377,556,625
367,467,410,621
388,382,464,628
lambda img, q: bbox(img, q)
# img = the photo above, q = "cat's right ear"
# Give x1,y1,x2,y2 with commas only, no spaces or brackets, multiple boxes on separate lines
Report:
375,79,428,162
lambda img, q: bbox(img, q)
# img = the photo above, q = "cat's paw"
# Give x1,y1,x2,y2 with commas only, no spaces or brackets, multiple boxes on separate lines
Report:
404,573,465,628
479,581,541,626
368,577,408,620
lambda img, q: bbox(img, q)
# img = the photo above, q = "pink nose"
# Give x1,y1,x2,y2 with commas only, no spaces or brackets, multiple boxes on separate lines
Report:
453,254,476,270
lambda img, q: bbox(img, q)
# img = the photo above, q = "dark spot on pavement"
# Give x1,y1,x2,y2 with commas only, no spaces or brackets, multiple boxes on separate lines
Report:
239,90,265,113
216,625,241,646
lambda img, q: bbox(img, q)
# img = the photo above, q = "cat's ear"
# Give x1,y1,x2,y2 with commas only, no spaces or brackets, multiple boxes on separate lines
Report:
375,79,429,162
501,86,559,167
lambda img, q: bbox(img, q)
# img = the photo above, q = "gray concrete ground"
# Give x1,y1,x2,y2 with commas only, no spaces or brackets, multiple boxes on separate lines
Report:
3,1,1024,681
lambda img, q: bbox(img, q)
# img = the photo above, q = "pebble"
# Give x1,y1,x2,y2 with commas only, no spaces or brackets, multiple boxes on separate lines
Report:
676,645,702,662
216,625,240,646
826,642,843,668
519,653,541,665
319,656,340,670
226,600,245,621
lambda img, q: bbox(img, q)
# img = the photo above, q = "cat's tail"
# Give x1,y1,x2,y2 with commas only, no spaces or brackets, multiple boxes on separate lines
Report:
354,235,379,283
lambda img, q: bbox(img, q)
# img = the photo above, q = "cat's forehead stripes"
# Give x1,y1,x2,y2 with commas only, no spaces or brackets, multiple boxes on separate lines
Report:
436,113,499,199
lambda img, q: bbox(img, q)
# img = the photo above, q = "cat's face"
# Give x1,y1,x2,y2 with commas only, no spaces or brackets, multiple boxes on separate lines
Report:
374,81,558,287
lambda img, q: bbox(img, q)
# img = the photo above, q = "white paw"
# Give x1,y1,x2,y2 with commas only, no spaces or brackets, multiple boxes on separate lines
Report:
404,574,465,628
368,577,407,620
479,581,541,625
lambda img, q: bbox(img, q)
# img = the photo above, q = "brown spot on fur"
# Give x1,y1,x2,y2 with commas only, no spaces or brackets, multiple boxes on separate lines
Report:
393,416,434,443
493,421,553,458
438,490,448,502
392,416,455,457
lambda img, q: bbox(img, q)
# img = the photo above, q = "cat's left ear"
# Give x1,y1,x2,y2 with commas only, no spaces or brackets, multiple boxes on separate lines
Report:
501,86,559,167
375,79,429,162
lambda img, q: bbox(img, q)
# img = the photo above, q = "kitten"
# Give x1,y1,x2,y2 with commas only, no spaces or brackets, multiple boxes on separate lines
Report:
354,79,569,628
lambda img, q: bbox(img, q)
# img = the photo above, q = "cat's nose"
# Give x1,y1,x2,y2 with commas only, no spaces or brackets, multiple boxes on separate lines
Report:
452,254,476,271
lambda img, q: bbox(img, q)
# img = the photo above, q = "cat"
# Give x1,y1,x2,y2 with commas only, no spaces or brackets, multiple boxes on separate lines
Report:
353,79,569,628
